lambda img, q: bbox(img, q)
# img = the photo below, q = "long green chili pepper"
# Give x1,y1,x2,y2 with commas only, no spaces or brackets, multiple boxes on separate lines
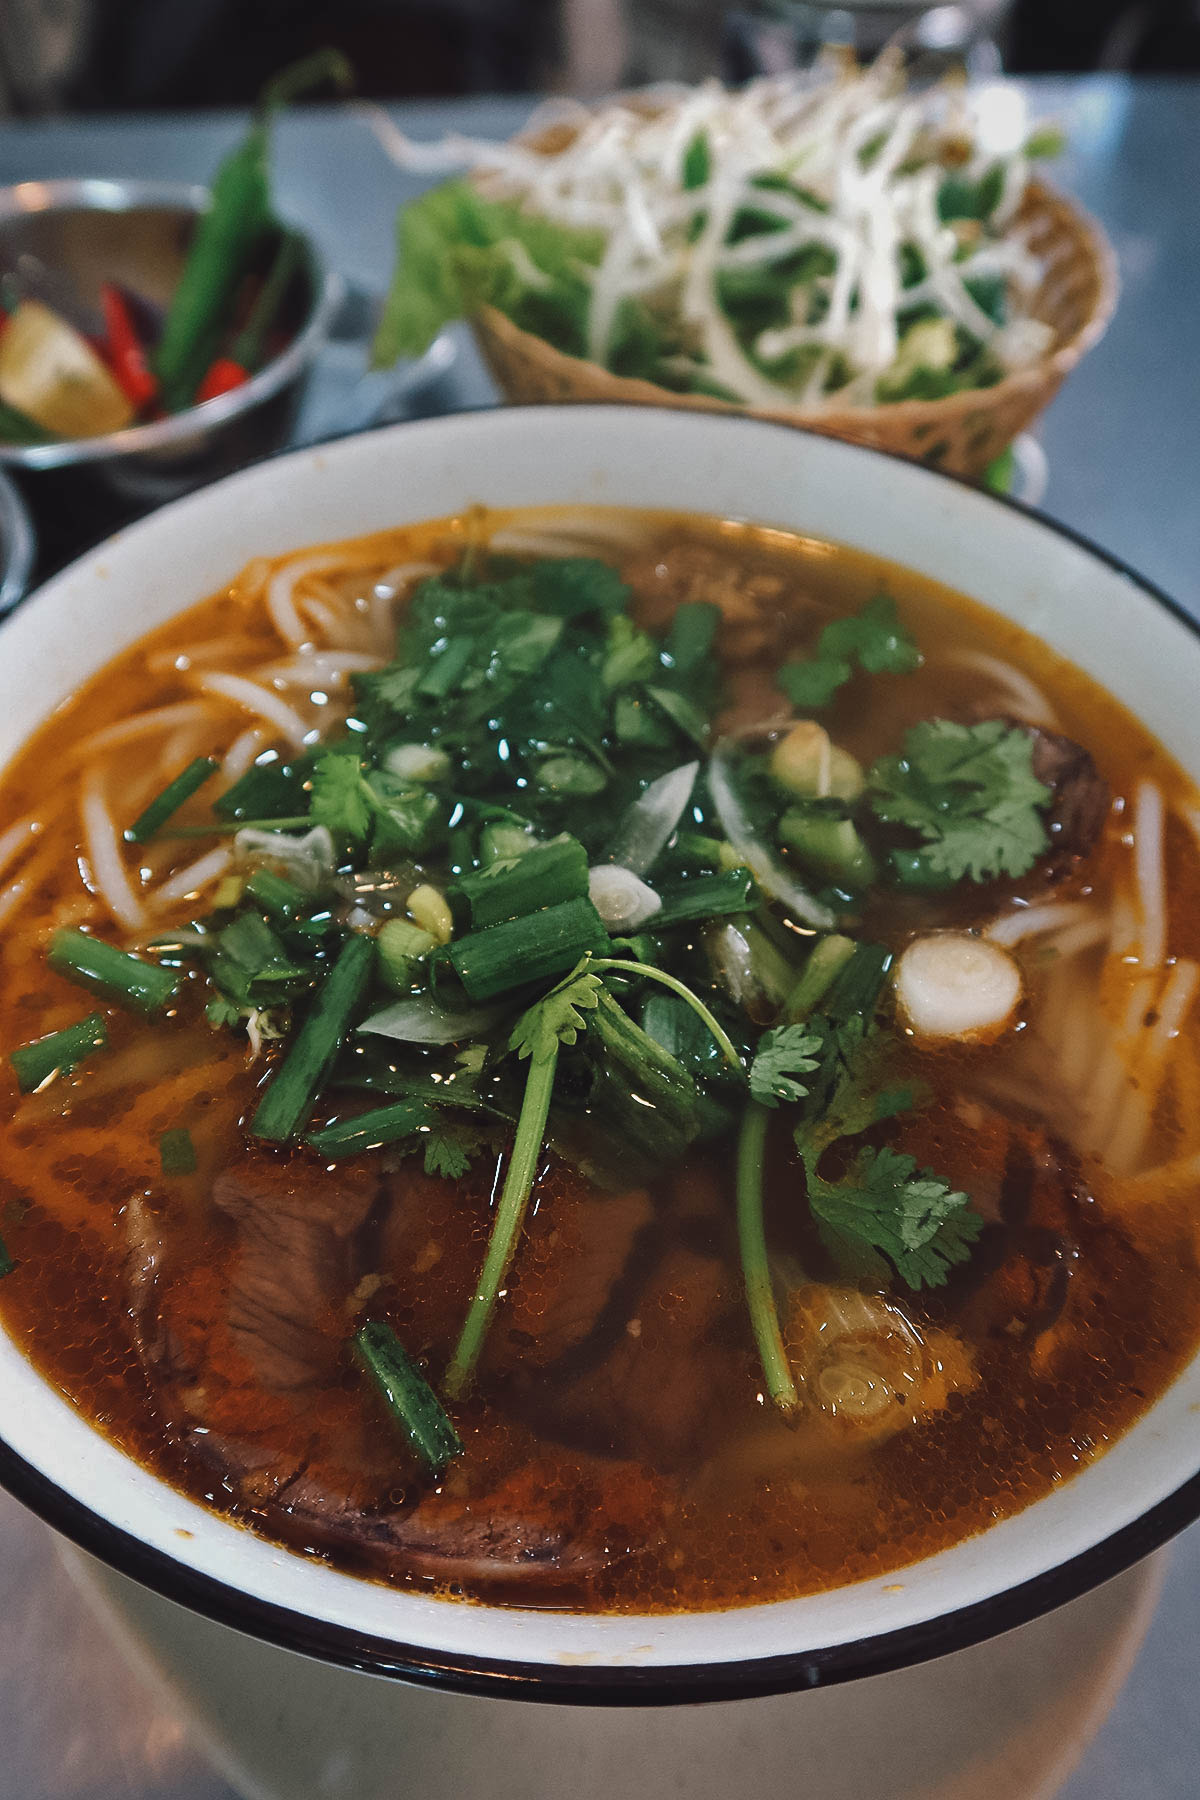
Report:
154,48,351,410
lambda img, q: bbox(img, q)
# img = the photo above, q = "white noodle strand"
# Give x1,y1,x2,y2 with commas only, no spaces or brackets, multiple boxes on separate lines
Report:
1133,780,1166,970
80,770,145,931
0,813,44,884
151,847,234,907
190,672,312,750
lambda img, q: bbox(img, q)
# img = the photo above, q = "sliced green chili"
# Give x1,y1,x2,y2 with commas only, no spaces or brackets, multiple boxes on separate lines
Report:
354,1321,462,1477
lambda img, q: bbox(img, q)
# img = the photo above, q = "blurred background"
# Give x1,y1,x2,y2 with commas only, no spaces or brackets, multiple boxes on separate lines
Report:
0,0,1197,115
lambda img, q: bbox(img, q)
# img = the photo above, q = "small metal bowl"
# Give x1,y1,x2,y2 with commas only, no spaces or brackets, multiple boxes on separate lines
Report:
0,177,341,516
0,466,35,614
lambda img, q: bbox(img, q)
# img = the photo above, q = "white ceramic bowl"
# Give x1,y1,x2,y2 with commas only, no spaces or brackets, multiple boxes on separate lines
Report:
1,406,1198,1702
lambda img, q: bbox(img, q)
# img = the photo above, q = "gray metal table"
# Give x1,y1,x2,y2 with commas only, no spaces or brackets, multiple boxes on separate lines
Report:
0,76,1196,1799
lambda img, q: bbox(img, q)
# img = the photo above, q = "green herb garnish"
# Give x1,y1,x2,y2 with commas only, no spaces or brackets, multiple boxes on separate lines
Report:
778,594,921,710
869,718,1052,883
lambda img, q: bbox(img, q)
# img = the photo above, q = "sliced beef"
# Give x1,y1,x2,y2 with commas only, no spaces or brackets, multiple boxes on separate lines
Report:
373,1161,656,1374
1027,724,1110,865
922,1102,1083,1345
515,1242,738,1468
265,1469,610,1592
213,1154,379,1391
486,1185,655,1372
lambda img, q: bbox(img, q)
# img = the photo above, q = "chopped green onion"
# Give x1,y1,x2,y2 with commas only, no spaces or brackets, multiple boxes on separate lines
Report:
244,867,307,920
479,821,537,863
158,1128,197,1175
445,897,609,1002
450,833,588,930
354,1321,463,1477
48,931,177,1015
650,867,756,931
125,757,218,843
785,934,857,1021
0,1232,14,1277
251,934,374,1142
375,919,437,991
307,1100,429,1159
213,753,313,822
778,808,877,887
889,847,959,892
10,1012,108,1092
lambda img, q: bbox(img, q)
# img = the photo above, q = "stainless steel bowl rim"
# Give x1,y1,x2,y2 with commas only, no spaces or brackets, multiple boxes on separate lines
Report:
0,176,342,470
0,467,35,613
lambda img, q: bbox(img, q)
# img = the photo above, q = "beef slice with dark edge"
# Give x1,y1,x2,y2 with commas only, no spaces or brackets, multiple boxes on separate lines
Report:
521,1242,737,1467
213,1154,379,1390
1027,724,1110,865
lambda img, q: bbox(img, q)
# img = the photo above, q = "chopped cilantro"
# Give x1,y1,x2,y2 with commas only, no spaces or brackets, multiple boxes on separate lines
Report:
748,1024,822,1107
509,968,604,1067
778,594,921,710
805,1144,982,1289
420,1116,495,1179
869,718,1051,882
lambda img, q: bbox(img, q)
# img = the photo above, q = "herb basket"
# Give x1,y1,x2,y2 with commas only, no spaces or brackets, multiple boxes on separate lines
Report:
472,178,1116,482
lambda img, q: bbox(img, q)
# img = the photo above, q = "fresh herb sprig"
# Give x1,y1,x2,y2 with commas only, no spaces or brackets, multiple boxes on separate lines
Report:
869,718,1052,883
778,593,921,710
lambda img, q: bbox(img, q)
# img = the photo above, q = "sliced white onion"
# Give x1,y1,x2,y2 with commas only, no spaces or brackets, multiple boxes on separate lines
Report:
709,732,836,930
607,761,698,877
588,864,663,933
358,996,505,1044
707,920,758,1009
894,932,1021,1042
233,824,335,893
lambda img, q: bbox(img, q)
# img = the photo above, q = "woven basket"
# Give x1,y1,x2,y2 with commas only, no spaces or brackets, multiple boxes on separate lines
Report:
472,178,1116,481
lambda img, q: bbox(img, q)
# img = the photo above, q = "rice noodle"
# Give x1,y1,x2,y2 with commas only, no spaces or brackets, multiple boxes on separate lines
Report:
150,847,233,908
1132,780,1166,970
1046,915,1110,959
0,879,29,931
1146,958,1200,1065
257,651,384,688
266,552,349,647
80,769,145,931
985,900,1092,948
1103,959,1200,1174
374,560,441,599
939,648,1060,729
220,726,271,785
69,701,210,767
0,812,45,885
190,672,312,750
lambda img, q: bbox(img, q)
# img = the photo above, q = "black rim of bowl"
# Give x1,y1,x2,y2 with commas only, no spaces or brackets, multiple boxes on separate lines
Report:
1,404,1198,1703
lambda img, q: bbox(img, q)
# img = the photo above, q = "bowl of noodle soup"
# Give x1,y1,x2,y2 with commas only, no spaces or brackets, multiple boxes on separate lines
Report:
0,405,1199,1700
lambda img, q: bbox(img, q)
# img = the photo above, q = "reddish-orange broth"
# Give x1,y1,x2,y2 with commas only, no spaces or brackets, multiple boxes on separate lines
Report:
0,508,1199,1613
